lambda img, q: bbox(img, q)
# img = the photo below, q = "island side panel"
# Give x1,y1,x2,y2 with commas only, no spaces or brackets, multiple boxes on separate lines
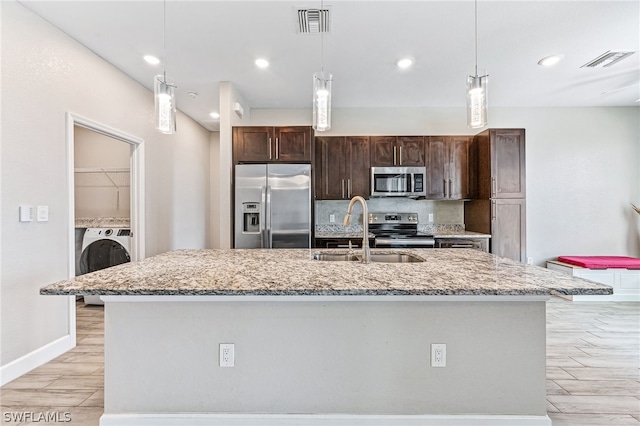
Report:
104,299,546,416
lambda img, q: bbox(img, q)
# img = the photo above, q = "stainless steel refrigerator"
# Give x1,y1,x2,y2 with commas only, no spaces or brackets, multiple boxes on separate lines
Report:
234,164,311,249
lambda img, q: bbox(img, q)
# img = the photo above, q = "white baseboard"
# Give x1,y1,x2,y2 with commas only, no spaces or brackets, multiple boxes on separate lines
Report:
559,294,640,302
100,413,552,426
0,335,73,386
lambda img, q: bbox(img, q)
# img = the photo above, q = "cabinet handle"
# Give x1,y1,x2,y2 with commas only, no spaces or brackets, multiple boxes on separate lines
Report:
275,138,279,159
348,179,352,198
491,200,496,220
269,138,272,160
393,146,397,165
449,179,452,199
443,179,447,197
399,146,403,165
341,179,345,199
491,177,496,196
451,244,475,248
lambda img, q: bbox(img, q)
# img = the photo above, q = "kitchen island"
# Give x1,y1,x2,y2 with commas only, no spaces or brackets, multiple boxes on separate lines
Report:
41,249,611,426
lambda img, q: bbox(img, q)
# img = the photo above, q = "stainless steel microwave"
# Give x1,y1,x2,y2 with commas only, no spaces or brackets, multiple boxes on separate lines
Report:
370,167,426,197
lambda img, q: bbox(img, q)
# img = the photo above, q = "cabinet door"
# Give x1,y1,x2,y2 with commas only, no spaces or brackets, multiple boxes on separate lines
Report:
370,136,397,166
233,127,272,162
491,198,526,262
274,126,312,162
448,136,472,199
346,136,370,198
491,129,525,198
397,136,425,166
425,136,447,199
315,137,347,199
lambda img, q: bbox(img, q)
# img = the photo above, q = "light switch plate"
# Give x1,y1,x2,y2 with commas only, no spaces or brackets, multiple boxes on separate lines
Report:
37,206,49,222
19,205,34,222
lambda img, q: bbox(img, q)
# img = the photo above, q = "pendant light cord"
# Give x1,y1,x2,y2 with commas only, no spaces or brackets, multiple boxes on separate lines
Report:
474,0,478,77
163,0,167,82
320,0,325,75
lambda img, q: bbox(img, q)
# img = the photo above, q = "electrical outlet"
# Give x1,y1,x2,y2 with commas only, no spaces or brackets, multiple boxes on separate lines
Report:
329,214,335,223
431,343,446,367
220,343,234,367
527,257,533,265
428,213,434,222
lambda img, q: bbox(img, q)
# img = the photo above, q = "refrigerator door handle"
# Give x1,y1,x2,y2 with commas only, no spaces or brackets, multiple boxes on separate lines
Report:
266,185,272,248
260,186,267,248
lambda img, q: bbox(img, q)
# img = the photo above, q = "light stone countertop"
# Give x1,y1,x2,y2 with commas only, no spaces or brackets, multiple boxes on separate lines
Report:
75,217,130,228
432,230,491,239
40,249,612,297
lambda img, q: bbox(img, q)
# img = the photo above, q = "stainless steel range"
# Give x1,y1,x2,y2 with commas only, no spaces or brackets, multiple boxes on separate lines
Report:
368,212,435,248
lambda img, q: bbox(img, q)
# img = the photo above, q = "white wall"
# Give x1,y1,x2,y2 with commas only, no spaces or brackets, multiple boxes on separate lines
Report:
248,106,640,264
215,82,251,249
74,126,131,219
0,1,210,376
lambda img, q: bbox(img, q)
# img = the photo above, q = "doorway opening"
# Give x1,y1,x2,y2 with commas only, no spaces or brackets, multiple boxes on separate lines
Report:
66,113,145,344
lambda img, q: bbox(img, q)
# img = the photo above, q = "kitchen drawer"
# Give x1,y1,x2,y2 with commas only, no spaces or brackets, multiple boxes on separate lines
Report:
435,238,488,252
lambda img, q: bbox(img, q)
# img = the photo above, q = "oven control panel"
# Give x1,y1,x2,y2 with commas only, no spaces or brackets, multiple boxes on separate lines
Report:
368,212,418,224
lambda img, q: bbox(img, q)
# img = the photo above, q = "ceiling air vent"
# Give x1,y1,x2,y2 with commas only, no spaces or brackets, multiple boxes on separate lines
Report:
581,51,635,68
296,7,331,34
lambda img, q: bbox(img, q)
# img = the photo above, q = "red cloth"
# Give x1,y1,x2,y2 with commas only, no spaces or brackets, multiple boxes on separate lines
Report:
558,256,640,269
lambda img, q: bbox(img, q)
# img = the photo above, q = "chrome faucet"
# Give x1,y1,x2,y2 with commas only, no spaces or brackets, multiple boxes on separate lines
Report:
344,196,370,263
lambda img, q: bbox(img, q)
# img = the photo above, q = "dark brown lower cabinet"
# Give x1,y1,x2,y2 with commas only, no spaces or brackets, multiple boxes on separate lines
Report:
464,198,526,262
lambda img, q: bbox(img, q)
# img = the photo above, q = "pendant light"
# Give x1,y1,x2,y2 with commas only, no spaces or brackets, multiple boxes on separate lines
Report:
467,0,488,128
312,0,332,132
154,0,176,134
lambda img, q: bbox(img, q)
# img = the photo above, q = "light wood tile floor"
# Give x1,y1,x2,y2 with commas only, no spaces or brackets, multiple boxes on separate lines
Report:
1,297,639,425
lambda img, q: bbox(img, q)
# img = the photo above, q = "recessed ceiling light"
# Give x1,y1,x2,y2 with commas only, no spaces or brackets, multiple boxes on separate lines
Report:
210,112,220,119
537,54,564,67
255,58,269,69
143,55,160,65
395,57,414,69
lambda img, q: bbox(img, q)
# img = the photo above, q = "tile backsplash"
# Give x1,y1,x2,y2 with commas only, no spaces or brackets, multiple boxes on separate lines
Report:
315,199,464,226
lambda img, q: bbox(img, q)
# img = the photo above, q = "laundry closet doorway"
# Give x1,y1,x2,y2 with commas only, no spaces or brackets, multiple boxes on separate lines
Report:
66,113,145,342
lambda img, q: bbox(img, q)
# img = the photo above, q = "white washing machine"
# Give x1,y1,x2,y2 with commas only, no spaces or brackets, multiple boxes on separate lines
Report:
80,228,131,305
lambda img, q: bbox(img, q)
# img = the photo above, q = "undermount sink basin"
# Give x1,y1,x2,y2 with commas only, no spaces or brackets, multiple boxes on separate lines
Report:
312,253,360,262
312,252,424,263
368,253,424,263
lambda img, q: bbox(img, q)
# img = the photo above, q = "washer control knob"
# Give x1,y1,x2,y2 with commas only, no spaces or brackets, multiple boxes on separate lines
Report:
105,229,113,236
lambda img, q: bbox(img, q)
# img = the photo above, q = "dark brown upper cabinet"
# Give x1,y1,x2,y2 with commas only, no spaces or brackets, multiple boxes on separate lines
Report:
471,129,525,199
233,126,312,163
370,136,425,167
315,136,370,200
425,136,472,200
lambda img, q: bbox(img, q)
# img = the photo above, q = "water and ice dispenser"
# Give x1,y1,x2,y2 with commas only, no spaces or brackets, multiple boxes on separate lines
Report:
242,202,261,233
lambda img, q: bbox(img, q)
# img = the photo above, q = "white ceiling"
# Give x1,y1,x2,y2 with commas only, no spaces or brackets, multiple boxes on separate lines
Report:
19,1,640,131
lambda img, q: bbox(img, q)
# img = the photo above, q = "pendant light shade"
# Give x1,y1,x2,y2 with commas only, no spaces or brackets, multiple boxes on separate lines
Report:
313,71,332,132
466,74,487,128
467,0,488,128
155,74,176,134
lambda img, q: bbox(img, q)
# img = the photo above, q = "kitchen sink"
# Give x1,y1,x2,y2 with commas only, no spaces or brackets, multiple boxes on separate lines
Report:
368,253,424,263
312,252,424,263
312,253,360,262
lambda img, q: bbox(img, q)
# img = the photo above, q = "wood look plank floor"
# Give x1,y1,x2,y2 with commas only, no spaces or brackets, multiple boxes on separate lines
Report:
1,297,639,425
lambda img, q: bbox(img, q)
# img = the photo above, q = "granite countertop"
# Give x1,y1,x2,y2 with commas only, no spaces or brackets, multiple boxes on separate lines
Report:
314,231,375,239
40,249,612,297
433,231,491,239
314,230,490,239
75,217,130,228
